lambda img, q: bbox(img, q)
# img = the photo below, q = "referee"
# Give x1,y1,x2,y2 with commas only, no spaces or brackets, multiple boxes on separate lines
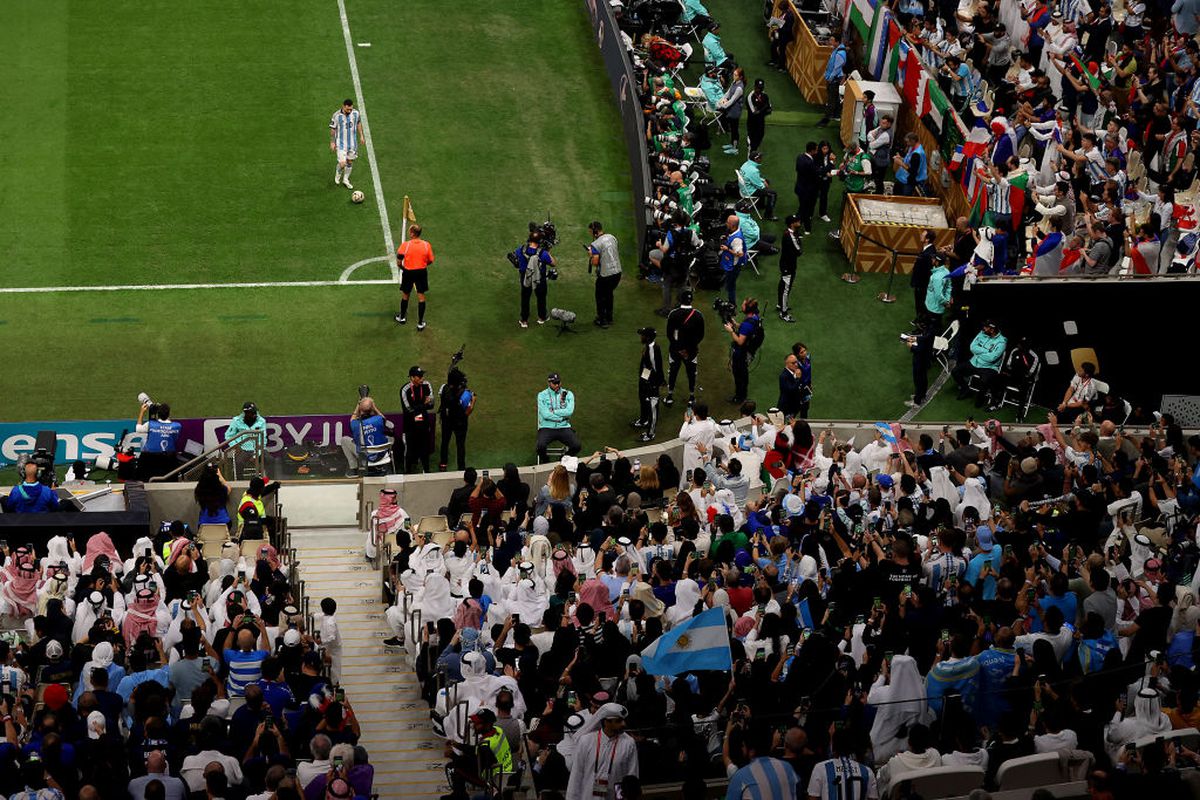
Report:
394,224,435,331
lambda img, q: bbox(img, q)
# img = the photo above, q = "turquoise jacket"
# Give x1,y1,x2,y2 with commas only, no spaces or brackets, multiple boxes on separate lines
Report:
537,387,575,430
682,0,710,22
736,212,760,249
703,32,726,65
968,331,1007,371
225,414,267,452
925,265,952,314
740,159,766,194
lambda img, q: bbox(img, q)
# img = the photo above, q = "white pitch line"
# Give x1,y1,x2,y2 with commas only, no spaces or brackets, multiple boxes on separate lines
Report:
336,0,398,281
339,254,392,283
0,280,395,295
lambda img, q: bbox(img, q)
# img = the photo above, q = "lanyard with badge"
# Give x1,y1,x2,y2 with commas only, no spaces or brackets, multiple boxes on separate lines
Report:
592,731,619,798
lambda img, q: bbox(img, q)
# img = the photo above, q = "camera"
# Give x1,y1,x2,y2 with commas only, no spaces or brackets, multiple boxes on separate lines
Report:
645,194,679,225
530,220,558,249
713,297,737,324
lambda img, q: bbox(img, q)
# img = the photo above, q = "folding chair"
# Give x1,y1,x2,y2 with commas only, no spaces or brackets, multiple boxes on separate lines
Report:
932,319,960,372
1070,347,1099,375
735,169,761,217
355,436,395,476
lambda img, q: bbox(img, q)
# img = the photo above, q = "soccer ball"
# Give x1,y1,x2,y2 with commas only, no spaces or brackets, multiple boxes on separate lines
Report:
351,190,365,204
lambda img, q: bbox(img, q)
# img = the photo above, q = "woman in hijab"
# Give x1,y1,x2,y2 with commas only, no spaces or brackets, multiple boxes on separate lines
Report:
73,641,126,703
956,471,992,527
629,582,665,621
868,654,931,764
667,579,702,626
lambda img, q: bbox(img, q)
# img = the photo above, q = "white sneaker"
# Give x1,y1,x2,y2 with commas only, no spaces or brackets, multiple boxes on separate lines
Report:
416,321,427,331
334,174,342,186
343,179,354,189
537,318,547,325
519,320,528,329
820,214,831,222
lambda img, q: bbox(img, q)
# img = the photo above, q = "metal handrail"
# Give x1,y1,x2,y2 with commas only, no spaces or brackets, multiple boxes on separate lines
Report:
148,429,266,482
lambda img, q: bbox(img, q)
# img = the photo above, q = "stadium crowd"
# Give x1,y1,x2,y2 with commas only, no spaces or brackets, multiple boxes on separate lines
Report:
380,398,1200,799
626,0,1200,286
0,525,372,800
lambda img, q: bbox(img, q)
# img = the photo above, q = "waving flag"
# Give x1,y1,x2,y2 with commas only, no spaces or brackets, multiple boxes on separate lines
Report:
874,421,898,451
798,598,814,628
885,23,907,83
866,7,892,79
640,607,732,676
845,0,877,39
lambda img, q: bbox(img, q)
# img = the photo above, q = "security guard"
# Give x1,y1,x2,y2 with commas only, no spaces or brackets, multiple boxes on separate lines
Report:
631,328,665,442
237,476,281,540
401,365,435,474
445,708,513,800
665,290,705,407
725,297,763,404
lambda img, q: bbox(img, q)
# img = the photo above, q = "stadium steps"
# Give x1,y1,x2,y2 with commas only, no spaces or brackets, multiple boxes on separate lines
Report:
292,528,449,800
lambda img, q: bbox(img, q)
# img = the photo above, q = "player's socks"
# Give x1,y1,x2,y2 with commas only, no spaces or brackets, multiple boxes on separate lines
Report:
418,301,426,323
399,298,409,320
335,166,343,185
343,164,353,186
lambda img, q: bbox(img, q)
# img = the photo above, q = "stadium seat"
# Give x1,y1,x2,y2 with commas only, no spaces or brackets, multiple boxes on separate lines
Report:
996,752,1064,791
197,524,229,546
1070,347,1099,375
415,515,450,545
200,540,226,561
886,766,984,800
1133,726,1200,753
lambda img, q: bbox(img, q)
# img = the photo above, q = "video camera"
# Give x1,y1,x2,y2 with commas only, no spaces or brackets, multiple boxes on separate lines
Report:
530,220,558,249
713,297,738,324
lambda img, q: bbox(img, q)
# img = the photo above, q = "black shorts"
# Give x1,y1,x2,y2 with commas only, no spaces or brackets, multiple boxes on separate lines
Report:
400,269,429,294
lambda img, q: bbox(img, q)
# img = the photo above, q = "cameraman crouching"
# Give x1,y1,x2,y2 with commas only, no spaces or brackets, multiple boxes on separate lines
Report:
724,297,763,405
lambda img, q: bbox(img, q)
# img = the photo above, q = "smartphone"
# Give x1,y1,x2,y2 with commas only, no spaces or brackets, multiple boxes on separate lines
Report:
872,597,882,610
333,755,344,768
568,592,577,604
0,540,7,551
567,690,577,706
754,648,767,661
512,613,520,625
941,628,950,642
1026,588,1036,601
884,651,894,663
598,611,607,624
482,469,490,479
335,687,345,702
264,714,274,730
903,584,912,598
1003,544,1014,557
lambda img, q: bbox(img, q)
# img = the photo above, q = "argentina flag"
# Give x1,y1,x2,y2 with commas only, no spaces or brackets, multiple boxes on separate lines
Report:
640,607,732,676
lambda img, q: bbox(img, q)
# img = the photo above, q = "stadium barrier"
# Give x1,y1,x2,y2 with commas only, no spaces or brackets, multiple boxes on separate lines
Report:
579,0,653,257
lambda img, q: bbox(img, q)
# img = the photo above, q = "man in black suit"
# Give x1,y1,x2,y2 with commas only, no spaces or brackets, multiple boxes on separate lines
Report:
794,141,819,234
911,229,938,326
443,467,477,523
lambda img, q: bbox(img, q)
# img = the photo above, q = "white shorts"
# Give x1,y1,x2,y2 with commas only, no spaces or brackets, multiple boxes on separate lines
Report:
337,148,358,163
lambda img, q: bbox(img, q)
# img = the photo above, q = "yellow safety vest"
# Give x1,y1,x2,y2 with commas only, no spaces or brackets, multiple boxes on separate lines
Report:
238,492,266,534
482,727,513,779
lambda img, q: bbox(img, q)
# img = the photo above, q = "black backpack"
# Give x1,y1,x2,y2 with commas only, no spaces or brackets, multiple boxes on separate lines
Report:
745,317,765,355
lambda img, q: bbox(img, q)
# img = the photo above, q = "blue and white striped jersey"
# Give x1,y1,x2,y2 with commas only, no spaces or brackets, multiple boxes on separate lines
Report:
330,108,361,151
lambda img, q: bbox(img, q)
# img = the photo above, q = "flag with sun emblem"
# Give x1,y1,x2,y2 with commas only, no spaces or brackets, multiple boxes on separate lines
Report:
640,607,732,676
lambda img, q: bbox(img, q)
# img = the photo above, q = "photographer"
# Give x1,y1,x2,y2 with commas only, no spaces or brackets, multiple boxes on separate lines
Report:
340,396,390,475
719,214,748,304
651,214,698,316
828,141,871,242
136,398,182,480
5,462,60,513
665,290,705,407
438,367,475,472
631,327,664,443
512,229,556,329
724,296,763,405
588,221,622,328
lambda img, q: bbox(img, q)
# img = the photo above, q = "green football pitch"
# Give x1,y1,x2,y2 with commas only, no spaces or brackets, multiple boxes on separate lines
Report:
0,0,988,469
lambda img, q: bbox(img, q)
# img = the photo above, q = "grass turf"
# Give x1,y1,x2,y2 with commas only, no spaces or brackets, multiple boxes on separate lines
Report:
0,0,984,471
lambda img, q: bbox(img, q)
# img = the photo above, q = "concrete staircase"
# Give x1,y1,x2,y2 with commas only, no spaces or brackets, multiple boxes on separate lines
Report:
292,528,449,799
